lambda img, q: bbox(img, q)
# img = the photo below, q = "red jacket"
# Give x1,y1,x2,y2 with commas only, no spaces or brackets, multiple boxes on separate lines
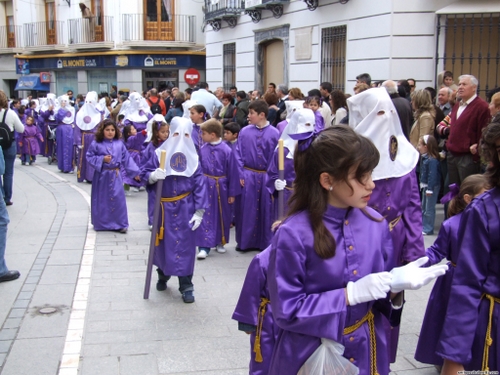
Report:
447,96,490,160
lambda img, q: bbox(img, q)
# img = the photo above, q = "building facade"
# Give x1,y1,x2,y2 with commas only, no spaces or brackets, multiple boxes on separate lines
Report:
0,0,206,97
204,0,500,97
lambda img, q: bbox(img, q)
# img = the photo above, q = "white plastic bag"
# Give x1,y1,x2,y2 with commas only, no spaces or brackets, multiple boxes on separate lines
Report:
297,338,359,375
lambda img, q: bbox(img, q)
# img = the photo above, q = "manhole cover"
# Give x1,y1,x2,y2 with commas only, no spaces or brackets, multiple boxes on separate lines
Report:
39,307,57,314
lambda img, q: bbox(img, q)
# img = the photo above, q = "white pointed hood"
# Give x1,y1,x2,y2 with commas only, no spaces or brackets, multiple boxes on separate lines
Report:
76,91,102,130
123,92,150,123
347,87,419,180
58,95,75,124
40,93,59,121
156,116,198,177
279,108,316,159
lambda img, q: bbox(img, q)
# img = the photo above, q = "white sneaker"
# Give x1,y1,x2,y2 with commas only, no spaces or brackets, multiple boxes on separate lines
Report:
216,244,226,253
139,186,146,191
125,190,132,196
197,250,208,259
131,187,140,192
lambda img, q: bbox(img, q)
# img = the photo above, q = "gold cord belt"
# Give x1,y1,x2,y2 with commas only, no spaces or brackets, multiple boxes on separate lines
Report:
388,215,402,232
343,310,379,375
155,192,191,246
204,174,227,245
253,297,269,363
244,166,266,174
103,167,119,177
285,186,293,191
482,293,500,371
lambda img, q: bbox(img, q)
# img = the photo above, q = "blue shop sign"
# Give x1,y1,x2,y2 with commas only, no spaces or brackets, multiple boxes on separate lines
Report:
19,54,205,71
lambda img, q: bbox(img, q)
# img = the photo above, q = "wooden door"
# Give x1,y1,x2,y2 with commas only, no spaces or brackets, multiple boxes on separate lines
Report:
264,40,284,88
91,0,104,42
45,2,57,45
7,16,15,48
144,0,174,41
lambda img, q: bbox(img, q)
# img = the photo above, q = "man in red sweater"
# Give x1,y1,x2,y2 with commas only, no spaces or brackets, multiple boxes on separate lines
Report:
147,88,166,116
446,75,490,185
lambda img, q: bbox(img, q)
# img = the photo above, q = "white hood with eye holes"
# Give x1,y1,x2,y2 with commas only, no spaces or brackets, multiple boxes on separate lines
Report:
347,87,419,180
279,108,316,159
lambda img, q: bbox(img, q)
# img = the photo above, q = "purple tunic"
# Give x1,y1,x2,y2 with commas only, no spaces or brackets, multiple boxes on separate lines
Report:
415,213,462,365
276,120,288,136
142,157,208,277
122,131,147,188
232,247,277,375
436,187,500,369
86,139,139,231
267,205,399,375
55,109,75,173
369,169,425,363
266,148,295,221
233,124,279,250
196,141,240,248
20,124,42,156
39,109,57,157
75,127,97,182
191,123,205,155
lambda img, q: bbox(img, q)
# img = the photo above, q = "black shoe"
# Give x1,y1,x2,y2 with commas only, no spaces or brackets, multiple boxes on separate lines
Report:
182,291,195,303
118,228,127,233
5,201,12,206
0,270,20,283
156,280,167,291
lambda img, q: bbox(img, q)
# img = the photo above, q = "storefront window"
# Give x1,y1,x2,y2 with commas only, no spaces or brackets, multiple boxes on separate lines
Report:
144,70,178,92
56,70,78,96
88,70,117,94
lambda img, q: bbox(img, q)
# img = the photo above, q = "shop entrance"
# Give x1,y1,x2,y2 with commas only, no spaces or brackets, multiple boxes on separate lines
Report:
144,70,178,92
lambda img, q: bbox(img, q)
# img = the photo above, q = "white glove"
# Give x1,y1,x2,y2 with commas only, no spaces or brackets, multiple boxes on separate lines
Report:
346,272,392,306
274,179,286,191
390,256,448,293
189,209,204,231
148,168,167,184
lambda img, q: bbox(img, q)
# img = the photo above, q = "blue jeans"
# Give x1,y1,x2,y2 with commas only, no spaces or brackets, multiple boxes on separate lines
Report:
0,142,18,203
421,184,440,234
0,198,10,275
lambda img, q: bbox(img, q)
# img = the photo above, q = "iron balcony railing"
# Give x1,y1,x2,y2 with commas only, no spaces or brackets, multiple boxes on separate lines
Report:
204,0,245,21
0,25,22,49
23,20,65,47
68,16,113,45
122,14,196,43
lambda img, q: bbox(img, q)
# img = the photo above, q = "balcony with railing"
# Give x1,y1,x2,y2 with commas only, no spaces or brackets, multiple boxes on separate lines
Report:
0,25,23,53
23,20,65,52
204,0,245,31
67,16,114,50
244,0,289,22
121,14,196,48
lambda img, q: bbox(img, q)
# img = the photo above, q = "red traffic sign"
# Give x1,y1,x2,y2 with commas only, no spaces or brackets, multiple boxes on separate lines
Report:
184,68,200,85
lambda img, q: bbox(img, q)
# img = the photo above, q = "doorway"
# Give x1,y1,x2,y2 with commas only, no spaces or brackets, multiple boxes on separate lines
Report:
264,40,284,90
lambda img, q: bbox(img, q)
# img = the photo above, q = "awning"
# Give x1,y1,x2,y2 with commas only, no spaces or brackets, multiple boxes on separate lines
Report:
14,75,50,91
436,0,500,14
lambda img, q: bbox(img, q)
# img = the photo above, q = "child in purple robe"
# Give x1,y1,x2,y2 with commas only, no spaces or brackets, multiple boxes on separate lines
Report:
415,174,490,366
122,124,147,193
55,95,75,173
140,118,169,229
142,117,208,303
189,104,208,155
233,100,279,251
195,119,240,259
19,115,43,165
438,122,500,373
303,95,325,132
267,126,447,375
223,121,240,151
39,94,58,158
232,246,277,375
86,120,140,233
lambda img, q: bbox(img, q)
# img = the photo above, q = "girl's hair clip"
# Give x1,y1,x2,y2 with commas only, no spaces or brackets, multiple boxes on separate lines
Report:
440,183,459,204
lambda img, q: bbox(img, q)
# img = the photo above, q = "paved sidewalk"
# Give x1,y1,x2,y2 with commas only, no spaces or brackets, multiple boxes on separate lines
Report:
0,158,443,375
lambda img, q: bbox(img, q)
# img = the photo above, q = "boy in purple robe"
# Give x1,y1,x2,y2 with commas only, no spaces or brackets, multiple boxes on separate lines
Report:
122,124,147,192
232,246,276,375
39,93,58,158
55,95,75,173
195,119,240,259
19,115,43,165
233,100,279,251
75,92,103,183
223,121,240,151
86,119,140,233
415,174,490,366
348,88,426,362
142,117,208,303
437,122,500,373
266,126,447,375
